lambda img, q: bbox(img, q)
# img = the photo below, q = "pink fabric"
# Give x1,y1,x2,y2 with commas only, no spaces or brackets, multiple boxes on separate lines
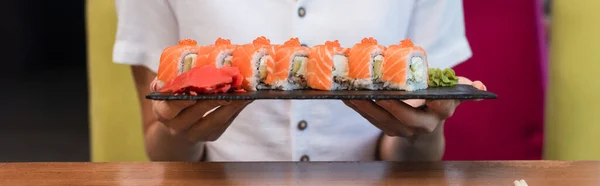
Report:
442,0,546,160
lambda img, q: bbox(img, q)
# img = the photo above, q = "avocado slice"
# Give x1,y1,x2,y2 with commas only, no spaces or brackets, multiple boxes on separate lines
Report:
373,59,383,78
182,54,196,72
372,55,384,78
259,63,267,79
292,58,303,75
223,59,232,66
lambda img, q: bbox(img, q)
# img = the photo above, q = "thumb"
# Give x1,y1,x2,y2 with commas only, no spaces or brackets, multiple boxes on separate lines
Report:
426,99,461,120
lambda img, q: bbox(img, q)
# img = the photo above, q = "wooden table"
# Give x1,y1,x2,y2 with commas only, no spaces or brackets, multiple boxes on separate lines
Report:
0,161,598,185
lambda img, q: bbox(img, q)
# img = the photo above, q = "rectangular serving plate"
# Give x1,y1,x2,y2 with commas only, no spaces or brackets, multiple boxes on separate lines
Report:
146,84,497,100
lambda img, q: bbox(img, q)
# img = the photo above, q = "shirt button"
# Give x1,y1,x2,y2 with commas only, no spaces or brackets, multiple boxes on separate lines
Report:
298,7,306,17
300,155,310,162
297,120,308,130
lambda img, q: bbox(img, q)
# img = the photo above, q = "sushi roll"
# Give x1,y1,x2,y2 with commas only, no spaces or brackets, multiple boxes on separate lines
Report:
305,40,351,90
230,36,276,91
347,37,386,90
194,38,236,68
381,38,429,91
260,39,280,89
264,38,310,90
153,39,202,91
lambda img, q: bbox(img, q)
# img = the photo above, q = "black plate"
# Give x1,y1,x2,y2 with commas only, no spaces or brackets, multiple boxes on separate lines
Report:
146,85,497,100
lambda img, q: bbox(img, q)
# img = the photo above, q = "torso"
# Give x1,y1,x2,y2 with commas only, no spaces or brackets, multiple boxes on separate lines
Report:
167,0,417,161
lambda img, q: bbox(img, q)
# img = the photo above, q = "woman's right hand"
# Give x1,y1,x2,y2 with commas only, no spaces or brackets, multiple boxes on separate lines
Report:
152,99,253,142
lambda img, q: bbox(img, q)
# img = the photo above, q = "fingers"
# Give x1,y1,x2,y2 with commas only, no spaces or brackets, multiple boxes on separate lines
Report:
152,100,197,121
375,100,440,133
457,76,473,85
425,99,461,120
457,76,487,91
472,80,486,91
205,102,251,141
164,100,231,134
185,100,253,142
457,76,487,102
343,100,414,137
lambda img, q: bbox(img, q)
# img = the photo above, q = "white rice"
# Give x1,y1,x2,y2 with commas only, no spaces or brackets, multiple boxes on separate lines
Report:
279,82,297,90
332,54,349,78
246,48,268,91
214,49,233,68
332,53,350,90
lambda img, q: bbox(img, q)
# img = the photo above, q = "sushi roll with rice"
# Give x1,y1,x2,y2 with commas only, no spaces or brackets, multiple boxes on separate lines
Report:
381,38,428,91
152,39,202,91
305,40,351,90
264,38,310,90
230,36,276,91
194,38,236,68
347,37,387,90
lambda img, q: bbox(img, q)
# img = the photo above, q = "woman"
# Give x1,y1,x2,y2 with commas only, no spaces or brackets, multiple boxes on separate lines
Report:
113,0,485,162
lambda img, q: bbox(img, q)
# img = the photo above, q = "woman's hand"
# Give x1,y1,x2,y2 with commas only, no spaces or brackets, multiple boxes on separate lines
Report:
342,77,486,138
152,99,253,142
132,65,253,161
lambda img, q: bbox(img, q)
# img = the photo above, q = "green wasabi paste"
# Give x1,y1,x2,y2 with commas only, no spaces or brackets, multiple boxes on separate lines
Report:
428,68,458,87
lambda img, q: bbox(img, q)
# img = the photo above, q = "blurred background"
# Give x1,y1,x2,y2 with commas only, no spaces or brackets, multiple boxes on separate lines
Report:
2,0,598,162
0,0,88,161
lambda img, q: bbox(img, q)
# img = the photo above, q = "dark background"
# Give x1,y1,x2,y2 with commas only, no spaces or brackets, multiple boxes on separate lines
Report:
0,0,89,161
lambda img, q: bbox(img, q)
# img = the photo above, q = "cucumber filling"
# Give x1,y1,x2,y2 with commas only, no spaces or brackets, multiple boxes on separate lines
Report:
409,56,426,83
223,56,232,66
258,55,268,80
180,54,197,73
372,55,383,80
291,56,308,76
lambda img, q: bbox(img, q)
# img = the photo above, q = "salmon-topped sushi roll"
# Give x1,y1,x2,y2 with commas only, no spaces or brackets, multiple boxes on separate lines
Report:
193,38,236,68
230,36,276,91
153,39,203,91
264,38,310,90
262,42,280,88
347,37,386,90
382,38,429,91
305,40,351,91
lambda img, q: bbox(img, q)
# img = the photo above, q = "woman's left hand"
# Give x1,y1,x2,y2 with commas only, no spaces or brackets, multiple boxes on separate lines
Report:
342,77,486,137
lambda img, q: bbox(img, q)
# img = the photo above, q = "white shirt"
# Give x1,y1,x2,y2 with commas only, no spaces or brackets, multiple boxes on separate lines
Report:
113,0,472,162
